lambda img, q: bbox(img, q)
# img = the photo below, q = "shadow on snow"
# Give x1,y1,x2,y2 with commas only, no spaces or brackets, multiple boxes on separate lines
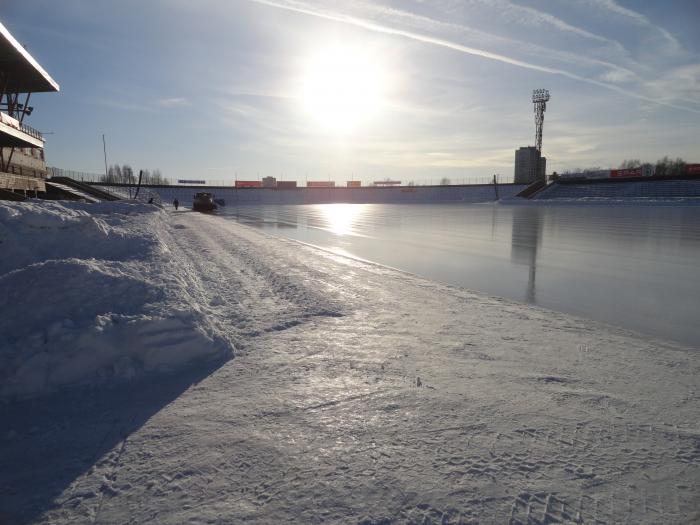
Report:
0,360,224,525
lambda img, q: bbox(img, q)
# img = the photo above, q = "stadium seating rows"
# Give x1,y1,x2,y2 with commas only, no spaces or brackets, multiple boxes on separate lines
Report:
534,179,700,201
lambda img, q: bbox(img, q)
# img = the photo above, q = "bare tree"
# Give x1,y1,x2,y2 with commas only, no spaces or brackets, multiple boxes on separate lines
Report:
151,169,168,185
619,159,642,169
137,168,168,185
122,165,134,185
101,164,169,184
655,156,686,177
104,164,122,183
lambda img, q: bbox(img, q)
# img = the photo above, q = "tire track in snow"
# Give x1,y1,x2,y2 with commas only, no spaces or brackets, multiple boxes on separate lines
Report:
166,212,346,349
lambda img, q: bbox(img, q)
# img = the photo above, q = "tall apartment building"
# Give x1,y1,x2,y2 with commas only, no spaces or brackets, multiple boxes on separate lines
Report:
0,20,59,194
514,146,546,184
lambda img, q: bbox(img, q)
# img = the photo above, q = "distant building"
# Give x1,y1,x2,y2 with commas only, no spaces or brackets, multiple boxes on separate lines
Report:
262,176,277,188
0,20,59,194
514,146,546,184
372,180,401,187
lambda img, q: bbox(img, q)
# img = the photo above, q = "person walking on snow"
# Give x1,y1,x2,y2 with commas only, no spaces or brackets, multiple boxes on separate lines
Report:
173,198,179,210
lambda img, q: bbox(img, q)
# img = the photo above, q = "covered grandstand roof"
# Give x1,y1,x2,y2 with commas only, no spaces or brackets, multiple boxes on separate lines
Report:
0,21,59,93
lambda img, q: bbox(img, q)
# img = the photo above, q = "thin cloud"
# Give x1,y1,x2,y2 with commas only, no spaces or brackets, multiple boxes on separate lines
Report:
251,0,700,114
582,0,681,51
342,0,642,86
157,97,190,108
94,98,158,113
645,64,700,106
252,0,586,74
470,0,626,50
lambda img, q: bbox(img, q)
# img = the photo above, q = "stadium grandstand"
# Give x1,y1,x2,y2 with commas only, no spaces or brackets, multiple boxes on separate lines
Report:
0,20,59,197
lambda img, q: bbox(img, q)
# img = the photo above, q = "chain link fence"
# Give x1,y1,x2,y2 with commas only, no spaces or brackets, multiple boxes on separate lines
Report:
48,167,514,188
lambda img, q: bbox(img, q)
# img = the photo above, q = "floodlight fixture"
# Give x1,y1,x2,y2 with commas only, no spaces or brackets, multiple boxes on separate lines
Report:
532,89,550,103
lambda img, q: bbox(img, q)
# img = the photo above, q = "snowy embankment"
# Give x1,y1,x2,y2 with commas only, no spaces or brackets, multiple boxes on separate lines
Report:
0,201,232,399
1,201,698,524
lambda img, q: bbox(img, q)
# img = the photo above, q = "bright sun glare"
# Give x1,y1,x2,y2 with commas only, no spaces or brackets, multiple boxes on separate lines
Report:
320,203,364,236
300,44,386,133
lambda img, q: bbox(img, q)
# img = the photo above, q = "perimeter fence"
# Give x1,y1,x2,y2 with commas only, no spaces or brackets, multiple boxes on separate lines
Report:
48,167,514,187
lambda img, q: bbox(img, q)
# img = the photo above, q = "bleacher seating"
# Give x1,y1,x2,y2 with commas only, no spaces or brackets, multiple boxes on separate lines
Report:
534,179,700,201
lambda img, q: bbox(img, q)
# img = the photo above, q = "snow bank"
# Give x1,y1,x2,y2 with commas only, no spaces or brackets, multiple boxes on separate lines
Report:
0,201,232,400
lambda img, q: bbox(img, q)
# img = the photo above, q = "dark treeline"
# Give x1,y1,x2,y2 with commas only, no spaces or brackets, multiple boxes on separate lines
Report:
100,164,169,185
619,157,688,177
562,156,689,176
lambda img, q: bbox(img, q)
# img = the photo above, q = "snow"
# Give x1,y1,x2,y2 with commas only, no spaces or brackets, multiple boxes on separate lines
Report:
1,201,699,523
0,201,232,399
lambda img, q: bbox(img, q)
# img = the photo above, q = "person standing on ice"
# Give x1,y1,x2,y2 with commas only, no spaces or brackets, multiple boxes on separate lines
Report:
173,198,179,210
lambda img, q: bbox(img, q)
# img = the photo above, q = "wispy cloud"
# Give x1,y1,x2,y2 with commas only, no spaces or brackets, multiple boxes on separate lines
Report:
336,0,642,86
251,0,591,75
582,0,681,51
645,64,700,106
93,98,158,113
467,0,626,50
251,0,700,114
95,96,192,112
157,97,190,108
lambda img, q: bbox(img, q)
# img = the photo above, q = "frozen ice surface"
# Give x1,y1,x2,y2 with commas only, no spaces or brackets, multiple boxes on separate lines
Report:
0,202,698,524
219,202,700,347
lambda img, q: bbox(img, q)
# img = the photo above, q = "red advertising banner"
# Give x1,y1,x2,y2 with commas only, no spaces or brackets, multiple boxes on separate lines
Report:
307,181,335,187
235,180,262,188
346,181,361,187
685,164,700,174
610,168,642,178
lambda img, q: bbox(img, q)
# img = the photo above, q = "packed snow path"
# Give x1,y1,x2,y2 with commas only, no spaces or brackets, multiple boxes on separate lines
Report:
2,208,699,524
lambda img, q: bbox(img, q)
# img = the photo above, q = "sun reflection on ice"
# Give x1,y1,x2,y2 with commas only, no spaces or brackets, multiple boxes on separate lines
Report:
319,203,365,236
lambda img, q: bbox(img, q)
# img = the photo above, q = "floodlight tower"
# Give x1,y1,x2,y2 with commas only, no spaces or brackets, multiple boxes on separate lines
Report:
532,88,550,152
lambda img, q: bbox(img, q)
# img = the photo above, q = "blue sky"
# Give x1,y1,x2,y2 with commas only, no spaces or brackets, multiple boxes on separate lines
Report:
3,0,699,184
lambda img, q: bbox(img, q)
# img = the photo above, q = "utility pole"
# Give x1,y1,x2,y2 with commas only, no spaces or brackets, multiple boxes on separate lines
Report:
102,134,108,180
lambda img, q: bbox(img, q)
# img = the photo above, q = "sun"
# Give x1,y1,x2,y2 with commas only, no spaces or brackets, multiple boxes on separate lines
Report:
299,43,386,133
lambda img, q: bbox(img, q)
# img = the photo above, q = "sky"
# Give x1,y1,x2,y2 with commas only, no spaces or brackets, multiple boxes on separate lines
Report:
2,0,699,184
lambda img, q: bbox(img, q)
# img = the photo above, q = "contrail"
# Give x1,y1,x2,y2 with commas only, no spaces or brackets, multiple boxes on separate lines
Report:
251,0,700,114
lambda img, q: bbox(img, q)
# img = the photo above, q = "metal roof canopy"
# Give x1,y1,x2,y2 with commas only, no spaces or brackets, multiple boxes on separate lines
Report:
0,21,59,93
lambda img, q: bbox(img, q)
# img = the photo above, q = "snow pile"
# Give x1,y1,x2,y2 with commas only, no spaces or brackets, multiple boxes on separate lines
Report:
0,201,232,400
